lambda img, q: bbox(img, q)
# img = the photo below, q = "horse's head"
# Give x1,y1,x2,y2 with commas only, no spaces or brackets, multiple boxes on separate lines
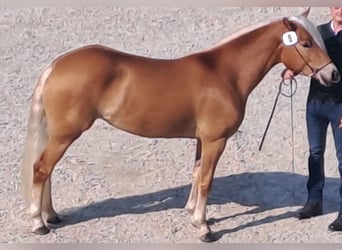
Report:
280,8,340,86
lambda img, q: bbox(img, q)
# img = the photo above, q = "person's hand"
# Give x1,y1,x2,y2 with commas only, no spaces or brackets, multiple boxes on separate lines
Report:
281,69,296,80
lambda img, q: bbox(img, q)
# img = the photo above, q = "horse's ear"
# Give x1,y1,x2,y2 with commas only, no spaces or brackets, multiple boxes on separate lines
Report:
283,17,297,31
301,7,311,17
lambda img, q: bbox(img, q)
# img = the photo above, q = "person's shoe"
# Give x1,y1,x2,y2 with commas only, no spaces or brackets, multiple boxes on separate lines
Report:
296,201,323,220
328,214,342,231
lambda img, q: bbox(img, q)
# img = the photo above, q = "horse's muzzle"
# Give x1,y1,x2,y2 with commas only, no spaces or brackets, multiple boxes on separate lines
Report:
315,63,341,87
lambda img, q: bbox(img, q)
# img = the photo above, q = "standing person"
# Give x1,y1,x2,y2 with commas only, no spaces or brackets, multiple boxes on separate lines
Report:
283,7,342,231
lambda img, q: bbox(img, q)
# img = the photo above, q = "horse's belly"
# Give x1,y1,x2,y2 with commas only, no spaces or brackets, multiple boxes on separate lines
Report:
107,110,197,138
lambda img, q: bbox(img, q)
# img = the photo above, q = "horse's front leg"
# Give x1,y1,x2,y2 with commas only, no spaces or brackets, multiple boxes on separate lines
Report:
185,139,201,214
191,137,226,242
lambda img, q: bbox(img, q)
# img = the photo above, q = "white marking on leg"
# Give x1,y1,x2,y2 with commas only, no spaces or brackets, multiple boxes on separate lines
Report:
30,183,45,231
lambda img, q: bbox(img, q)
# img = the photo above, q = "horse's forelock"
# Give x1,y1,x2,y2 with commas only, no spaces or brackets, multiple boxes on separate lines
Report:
288,15,326,51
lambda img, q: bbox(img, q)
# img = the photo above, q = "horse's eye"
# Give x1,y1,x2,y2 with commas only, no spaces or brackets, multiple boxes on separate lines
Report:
302,40,313,48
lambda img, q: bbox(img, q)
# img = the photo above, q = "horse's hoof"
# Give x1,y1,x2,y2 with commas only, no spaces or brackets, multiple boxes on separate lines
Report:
199,232,218,243
46,215,62,225
32,225,50,235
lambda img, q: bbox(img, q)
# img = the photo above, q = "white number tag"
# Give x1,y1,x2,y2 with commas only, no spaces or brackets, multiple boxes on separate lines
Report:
282,31,298,46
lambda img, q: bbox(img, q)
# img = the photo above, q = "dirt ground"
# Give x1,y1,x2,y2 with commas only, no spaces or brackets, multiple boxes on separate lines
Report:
1,7,342,243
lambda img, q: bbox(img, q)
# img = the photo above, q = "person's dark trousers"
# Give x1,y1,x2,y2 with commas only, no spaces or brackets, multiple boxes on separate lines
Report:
305,97,342,213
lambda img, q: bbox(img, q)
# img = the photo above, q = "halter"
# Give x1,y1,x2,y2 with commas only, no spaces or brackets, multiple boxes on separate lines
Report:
293,41,332,77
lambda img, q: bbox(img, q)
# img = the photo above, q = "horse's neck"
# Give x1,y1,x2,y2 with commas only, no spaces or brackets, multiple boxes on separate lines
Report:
213,20,284,98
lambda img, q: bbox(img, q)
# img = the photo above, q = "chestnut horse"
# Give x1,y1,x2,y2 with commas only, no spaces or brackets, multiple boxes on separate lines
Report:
21,9,340,242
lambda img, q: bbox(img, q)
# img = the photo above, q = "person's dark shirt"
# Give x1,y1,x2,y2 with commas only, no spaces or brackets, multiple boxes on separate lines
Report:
309,21,342,102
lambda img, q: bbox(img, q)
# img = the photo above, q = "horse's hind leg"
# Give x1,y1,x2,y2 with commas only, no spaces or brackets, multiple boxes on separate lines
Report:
30,135,79,234
185,139,201,214
42,176,61,224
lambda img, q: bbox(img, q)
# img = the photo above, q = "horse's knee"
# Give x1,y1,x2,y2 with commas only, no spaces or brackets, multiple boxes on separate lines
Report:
199,183,212,195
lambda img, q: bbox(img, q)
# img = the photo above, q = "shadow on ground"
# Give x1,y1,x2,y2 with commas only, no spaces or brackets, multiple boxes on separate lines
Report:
55,171,340,239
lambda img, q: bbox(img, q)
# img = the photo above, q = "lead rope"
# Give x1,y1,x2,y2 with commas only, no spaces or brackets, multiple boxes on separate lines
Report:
258,76,297,200
289,77,296,201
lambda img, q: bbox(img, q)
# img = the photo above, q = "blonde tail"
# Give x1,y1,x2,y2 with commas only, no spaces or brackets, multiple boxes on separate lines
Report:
21,67,52,206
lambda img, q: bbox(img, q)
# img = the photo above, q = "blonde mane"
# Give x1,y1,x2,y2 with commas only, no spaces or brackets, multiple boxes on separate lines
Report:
205,20,273,51
205,14,326,52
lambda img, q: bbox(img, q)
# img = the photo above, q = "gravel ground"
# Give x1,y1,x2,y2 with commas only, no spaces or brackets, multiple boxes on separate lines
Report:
1,7,342,243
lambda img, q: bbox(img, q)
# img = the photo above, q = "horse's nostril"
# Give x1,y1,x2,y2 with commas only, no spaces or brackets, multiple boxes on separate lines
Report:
332,70,341,83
